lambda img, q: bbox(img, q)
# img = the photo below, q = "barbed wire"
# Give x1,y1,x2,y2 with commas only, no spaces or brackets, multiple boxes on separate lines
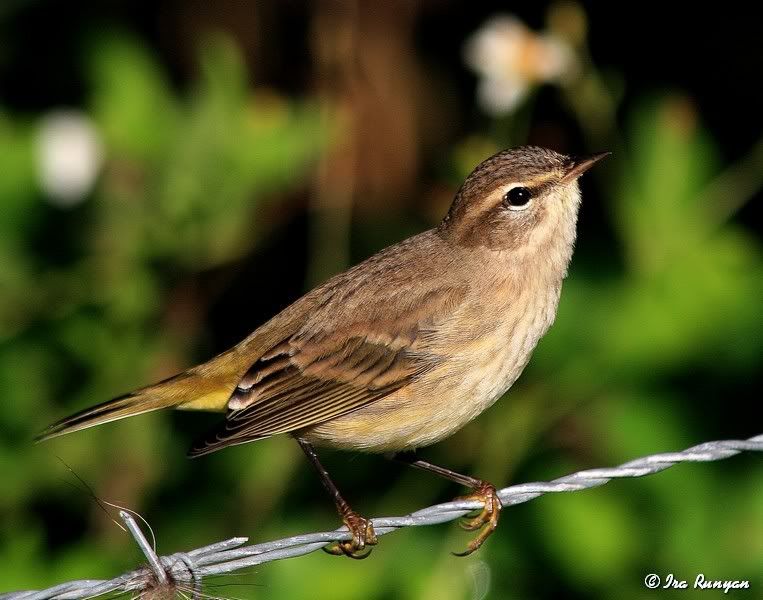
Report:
3,433,762,600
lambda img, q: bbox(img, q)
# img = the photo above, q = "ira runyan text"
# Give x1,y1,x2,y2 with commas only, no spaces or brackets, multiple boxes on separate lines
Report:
663,573,750,593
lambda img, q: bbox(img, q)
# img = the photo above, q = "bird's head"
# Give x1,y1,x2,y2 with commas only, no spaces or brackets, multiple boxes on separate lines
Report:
441,146,608,261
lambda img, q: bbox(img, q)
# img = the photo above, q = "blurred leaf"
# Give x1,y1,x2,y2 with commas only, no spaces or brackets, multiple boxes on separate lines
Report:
86,31,179,161
618,95,719,273
535,481,642,590
153,33,328,266
0,113,37,236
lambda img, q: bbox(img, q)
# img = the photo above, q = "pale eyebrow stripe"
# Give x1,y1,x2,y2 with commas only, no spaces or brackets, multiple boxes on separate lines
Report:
531,180,556,196
526,171,559,195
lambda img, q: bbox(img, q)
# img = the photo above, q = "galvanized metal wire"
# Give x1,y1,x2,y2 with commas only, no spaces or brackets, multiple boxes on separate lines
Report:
3,433,762,599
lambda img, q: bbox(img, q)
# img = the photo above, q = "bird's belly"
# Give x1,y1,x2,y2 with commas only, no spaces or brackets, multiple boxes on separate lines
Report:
304,328,535,453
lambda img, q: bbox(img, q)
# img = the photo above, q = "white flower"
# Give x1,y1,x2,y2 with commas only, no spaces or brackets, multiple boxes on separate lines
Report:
464,15,576,115
36,110,104,207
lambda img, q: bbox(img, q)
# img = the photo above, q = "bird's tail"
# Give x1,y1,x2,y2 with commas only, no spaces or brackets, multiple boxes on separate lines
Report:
36,349,244,442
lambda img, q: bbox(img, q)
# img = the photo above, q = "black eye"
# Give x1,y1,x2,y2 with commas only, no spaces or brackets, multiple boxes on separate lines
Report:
504,187,532,208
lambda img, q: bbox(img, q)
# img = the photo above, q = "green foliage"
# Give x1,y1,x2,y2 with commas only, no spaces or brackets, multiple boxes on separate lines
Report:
0,30,328,591
1,20,761,600
87,30,327,268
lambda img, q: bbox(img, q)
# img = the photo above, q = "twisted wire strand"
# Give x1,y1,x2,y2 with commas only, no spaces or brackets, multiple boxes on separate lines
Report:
3,433,761,599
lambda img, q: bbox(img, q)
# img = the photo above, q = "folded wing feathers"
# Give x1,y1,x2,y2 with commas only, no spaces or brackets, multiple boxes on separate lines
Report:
189,283,465,457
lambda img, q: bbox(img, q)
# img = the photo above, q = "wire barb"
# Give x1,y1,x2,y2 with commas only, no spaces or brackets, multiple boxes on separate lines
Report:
3,433,761,599
120,510,166,585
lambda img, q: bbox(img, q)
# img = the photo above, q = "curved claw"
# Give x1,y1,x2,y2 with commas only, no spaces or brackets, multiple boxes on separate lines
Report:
452,482,502,556
459,513,488,531
322,541,374,559
323,511,377,559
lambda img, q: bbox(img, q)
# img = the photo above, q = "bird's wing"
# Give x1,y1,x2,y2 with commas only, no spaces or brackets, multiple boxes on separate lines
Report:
188,282,465,457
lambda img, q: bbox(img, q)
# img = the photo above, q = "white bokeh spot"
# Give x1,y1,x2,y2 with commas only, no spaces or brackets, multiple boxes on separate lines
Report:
36,110,104,207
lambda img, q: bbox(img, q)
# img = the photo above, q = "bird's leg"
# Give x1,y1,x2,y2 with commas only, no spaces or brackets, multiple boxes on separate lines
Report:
296,437,377,559
393,453,501,556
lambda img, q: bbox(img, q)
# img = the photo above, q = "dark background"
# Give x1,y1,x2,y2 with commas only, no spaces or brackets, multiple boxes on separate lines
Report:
3,2,763,152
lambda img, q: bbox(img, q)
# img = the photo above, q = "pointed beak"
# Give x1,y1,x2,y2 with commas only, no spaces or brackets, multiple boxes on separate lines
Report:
561,151,611,183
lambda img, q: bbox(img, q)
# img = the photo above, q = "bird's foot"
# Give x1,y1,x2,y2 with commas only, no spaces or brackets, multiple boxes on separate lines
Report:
323,511,378,559
452,481,502,556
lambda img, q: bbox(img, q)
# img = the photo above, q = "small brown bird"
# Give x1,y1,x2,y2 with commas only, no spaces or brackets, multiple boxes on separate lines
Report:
38,146,607,557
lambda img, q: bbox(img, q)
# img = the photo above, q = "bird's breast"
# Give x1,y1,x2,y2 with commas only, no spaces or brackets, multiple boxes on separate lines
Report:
305,278,562,453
